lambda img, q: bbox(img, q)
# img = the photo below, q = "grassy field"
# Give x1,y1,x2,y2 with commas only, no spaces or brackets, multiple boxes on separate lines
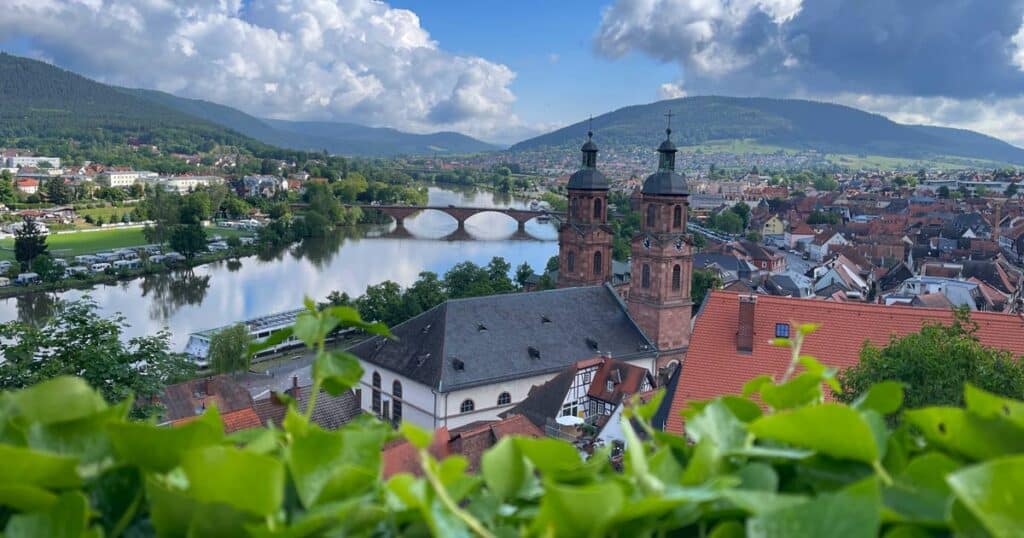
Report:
77,205,137,222
0,226,253,261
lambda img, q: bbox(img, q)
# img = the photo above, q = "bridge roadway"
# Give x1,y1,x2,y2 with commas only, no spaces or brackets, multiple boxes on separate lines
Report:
355,204,562,231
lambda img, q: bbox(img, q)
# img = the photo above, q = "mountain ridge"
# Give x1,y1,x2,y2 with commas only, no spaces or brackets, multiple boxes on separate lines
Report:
511,96,1024,165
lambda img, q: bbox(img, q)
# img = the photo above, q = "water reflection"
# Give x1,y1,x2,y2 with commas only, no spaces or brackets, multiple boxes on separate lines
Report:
0,185,559,348
15,292,58,326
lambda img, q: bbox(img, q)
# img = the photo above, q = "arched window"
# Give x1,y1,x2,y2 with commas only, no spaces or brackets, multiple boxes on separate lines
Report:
593,251,602,275
497,392,511,406
673,205,682,229
567,251,575,273
672,264,681,290
460,399,475,413
570,197,578,218
392,380,403,425
646,204,656,227
641,264,651,288
593,197,603,219
371,372,381,414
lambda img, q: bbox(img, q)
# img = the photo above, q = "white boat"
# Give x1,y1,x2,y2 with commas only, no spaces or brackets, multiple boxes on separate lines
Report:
184,308,305,366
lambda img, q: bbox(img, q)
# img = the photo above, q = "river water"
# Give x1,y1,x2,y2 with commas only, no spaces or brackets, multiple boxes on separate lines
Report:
0,186,558,349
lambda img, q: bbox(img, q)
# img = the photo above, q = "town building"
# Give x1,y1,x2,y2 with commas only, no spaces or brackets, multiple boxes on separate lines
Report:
557,131,613,288
98,170,156,187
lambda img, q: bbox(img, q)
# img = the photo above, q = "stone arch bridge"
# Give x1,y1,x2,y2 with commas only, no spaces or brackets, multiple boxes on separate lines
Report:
355,205,562,231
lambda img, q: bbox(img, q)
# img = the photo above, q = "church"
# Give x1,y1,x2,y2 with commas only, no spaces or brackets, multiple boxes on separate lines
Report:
350,124,694,430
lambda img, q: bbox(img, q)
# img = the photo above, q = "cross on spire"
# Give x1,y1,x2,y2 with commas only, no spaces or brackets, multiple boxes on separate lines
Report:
664,109,674,138
587,115,594,139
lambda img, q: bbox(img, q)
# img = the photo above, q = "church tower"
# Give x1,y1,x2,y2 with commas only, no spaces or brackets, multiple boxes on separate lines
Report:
557,129,613,288
627,118,693,369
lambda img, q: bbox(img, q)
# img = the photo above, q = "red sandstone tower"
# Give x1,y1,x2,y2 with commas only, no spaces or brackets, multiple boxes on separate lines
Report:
627,121,693,369
557,130,613,288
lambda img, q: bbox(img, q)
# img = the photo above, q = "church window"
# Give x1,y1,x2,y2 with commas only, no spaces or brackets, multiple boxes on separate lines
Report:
567,251,575,272
672,265,681,290
641,264,651,288
460,399,475,413
392,380,403,425
498,392,511,406
646,204,656,227
371,372,381,414
593,197,603,219
593,251,602,275
673,205,682,229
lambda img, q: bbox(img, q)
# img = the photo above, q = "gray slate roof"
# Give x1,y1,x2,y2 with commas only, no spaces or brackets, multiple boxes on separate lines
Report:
642,171,689,196
567,168,610,190
350,285,654,392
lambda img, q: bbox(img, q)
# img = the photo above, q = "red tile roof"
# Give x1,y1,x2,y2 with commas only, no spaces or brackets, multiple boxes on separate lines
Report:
666,291,1024,434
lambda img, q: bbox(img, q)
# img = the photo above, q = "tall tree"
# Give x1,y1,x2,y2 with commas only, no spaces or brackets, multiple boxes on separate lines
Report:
0,298,194,418
46,178,71,204
691,269,722,307
208,323,252,376
838,309,1024,409
0,170,15,204
14,216,48,270
515,262,535,288
169,222,207,262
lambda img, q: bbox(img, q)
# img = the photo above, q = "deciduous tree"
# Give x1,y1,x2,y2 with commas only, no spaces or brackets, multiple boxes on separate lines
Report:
208,323,253,376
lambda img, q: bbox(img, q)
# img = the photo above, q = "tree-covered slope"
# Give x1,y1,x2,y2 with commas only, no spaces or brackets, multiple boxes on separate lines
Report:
127,88,500,156
512,96,1024,164
0,52,271,156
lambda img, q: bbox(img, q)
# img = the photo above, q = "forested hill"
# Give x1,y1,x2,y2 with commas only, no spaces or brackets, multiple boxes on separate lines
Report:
0,52,277,159
127,89,500,157
512,96,1024,165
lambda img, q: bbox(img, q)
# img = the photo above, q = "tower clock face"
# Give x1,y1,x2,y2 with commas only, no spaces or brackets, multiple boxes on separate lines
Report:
675,237,684,250
643,237,651,249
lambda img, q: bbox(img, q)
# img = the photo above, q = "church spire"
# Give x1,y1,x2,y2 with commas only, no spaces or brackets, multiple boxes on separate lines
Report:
658,109,677,172
581,116,598,169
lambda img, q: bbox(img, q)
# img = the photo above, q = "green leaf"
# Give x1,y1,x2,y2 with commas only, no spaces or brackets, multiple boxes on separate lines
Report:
4,491,90,538
326,306,392,337
534,479,625,537
24,397,131,463
684,398,747,451
747,478,880,538
481,437,527,500
721,490,809,515
287,424,387,508
797,355,841,394
9,376,107,424
905,407,1024,460
0,484,58,512
108,407,224,472
312,350,364,395
749,403,880,464
743,375,773,397
181,445,284,516
760,372,823,410
248,326,294,355
0,444,81,489
853,381,905,415
736,462,779,491
709,520,745,538
293,311,338,347
947,455,1024,537
964,383,1024,429
400,421,432,450
515,437,584,478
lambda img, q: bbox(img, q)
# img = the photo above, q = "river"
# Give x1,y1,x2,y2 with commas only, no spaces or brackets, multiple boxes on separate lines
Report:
0,186,558,349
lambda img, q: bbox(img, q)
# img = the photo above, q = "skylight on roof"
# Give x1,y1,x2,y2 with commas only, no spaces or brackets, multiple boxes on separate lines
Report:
585,337,599,351
452,358,465,371
528,346,541,359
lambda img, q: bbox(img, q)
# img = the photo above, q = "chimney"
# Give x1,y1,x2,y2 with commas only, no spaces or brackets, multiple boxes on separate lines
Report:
737,295,757,353
291,376,300,400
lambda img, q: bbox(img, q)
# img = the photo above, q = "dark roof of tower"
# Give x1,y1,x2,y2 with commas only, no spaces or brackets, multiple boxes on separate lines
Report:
568,168,609,190
642,128,688,196
568,131,609,191
642,170,688,196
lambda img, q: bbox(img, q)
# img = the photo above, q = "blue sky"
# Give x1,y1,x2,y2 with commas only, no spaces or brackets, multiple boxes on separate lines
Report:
3,0,1024,146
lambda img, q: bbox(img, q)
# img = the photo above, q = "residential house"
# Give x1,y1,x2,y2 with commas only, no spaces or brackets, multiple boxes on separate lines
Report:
159,375,262,433
807,231,850,262
349,285,658,430
662,292,1024,434
15,178,39,194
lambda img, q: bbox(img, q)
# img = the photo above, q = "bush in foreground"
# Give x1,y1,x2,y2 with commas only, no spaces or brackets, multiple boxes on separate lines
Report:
0,307,1022,536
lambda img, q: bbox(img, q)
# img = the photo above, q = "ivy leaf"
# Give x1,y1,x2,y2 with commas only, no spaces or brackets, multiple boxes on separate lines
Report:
853,381,905,415
905,407,1024,460
0,484,57,512
9,376,107,425
287,423,387,508
326,306,393,337
0,444,81,489
749,403,880,464
947,455,1024,537
181,445,284,516
516,437,587,481
742,375,773,397
293,311,338,347
4,491,90,538
747,478,881,538
107,406,224,472
964,384,1024,429
481,437,527,500
760,372,823,410
685,398,747,451
312,350,364,395
883,452,961,525
534,479,625,537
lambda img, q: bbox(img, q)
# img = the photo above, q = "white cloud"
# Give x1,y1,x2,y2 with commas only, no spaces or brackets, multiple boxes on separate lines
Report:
1012,16,1024,71
0,0,525,140
657,82,687,100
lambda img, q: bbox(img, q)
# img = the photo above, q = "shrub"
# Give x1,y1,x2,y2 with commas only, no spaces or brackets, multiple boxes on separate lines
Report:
0,312,1021,536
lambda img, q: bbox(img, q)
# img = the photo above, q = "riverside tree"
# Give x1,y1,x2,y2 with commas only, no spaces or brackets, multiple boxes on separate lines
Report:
208,323,253,376
13,216,47,269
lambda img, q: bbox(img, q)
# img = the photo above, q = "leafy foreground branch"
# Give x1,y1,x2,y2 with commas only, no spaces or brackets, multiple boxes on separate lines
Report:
1,308,1023,537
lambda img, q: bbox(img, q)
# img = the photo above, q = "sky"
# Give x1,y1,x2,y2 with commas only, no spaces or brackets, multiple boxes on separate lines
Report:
3,0,1024,147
